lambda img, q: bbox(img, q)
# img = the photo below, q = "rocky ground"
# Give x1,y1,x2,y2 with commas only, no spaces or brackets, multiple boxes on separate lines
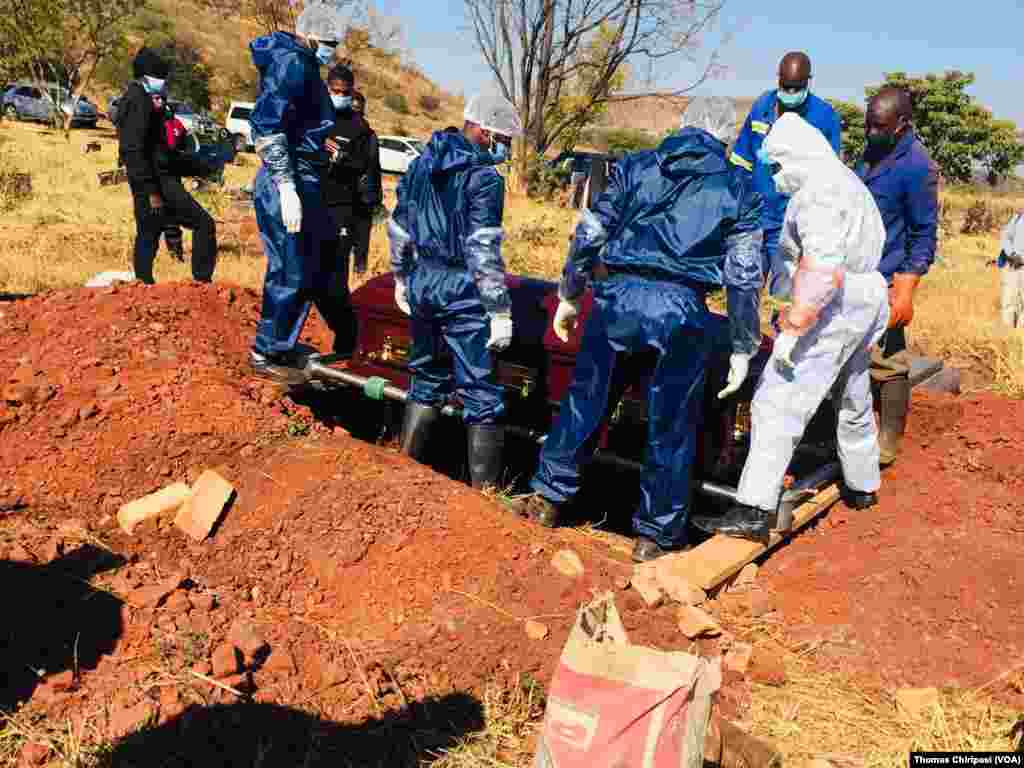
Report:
1,281,1021,766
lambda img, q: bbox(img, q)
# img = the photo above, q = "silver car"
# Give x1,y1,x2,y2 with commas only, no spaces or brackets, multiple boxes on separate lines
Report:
2,82,98,128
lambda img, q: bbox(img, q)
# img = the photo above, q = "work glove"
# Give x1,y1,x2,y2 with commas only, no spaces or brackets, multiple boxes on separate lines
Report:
278,181,302,234
717,353,750,399
553,299,580,343
486,313,513,352
394,278,411,315
774,332,798,372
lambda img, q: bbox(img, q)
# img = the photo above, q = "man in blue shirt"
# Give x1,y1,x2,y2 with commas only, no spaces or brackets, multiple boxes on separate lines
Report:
731,52,841,292
856,86,939,466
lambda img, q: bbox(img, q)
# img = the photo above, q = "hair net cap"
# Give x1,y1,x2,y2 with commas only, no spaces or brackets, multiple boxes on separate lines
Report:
681,96,738,145
296,2,346,42
463,90,523,138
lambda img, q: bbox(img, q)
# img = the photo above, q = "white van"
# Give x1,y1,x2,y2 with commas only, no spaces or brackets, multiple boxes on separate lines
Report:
226,101,255,152
377,135,425,174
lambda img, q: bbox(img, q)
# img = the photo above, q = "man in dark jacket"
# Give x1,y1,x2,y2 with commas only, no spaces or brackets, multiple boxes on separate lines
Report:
320,65,379,356
855,86,939,466
117,47,217,284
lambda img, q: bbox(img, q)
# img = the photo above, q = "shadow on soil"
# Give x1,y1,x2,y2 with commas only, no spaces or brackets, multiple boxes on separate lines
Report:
101,693,486,767
0,544,126,712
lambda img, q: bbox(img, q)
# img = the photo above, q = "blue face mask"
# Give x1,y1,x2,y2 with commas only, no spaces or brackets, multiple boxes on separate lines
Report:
142,76,165,94
315,43,336,66
331,94,352,111
777,88,808,109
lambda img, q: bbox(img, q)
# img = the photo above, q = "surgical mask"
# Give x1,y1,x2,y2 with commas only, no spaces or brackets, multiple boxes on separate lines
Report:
331,94,352,111
489,140,510,163
777,88,808,110
866,130,899,154
142,76,165,94
315,43,336,66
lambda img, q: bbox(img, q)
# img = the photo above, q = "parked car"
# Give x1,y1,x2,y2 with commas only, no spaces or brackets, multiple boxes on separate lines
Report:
545,150,620,208
166,100,228,143
1,82,98,128
225,100,255,153
377,135,425,174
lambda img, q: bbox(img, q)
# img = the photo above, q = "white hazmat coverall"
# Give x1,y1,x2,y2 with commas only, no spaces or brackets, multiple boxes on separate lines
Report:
998,212,1024,329
735,112,890,513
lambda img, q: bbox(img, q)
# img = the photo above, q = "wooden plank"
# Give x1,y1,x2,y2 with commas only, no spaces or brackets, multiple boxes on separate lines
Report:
669,484,842,591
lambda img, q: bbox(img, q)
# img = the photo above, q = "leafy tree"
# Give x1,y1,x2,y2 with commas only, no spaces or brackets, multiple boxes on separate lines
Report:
603,128,657,154
827,99,866,168
866,71,1024,184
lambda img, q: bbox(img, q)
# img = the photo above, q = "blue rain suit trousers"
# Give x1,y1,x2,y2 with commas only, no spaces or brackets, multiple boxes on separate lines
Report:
252,168,347,356
531,275,711,549
406,262,506,425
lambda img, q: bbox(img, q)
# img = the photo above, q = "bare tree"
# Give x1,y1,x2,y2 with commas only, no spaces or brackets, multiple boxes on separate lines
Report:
464,0,728,171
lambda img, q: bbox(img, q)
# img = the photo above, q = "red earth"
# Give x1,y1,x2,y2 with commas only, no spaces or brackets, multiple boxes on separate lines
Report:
0,281,1021,764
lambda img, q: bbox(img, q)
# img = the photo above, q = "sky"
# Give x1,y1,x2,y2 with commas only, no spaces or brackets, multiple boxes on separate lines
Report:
373,0,1024,128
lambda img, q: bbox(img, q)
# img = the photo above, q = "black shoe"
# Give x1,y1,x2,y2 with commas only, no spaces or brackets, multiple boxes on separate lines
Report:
632,537,670,563
249,350,309,387
399,402,439,462
878,377,910,467
466,423,505,490
841,486,878,510
692,504,774,543
518,493,561,528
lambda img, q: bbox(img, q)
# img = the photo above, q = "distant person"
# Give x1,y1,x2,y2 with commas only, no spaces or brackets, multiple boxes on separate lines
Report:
731,51,841,293
855,86,939,466
117,47,217,285
320,64,379,357
998,211,1024,328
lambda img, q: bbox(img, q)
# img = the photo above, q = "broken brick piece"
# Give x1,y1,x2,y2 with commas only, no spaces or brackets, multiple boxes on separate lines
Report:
174,470,234,541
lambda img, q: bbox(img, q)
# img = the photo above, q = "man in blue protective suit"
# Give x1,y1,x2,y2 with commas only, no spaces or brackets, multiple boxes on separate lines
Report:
517,97,765,563
387,89,525,490
247,1,349,385
856,86,939,466
731,52,841,294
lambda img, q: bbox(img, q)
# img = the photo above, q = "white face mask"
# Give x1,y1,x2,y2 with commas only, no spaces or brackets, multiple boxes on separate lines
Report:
143,76,165,94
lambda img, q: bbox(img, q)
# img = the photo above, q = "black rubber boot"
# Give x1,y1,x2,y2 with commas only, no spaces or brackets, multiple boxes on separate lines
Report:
466,423,505,490
840,485,879,510
692,504,775,544
249,350,308,387
399,402,439,462
878,377,910,467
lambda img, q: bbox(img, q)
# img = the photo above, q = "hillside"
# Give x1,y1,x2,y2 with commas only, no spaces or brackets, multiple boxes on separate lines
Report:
85,0,466,139
601,94,756,138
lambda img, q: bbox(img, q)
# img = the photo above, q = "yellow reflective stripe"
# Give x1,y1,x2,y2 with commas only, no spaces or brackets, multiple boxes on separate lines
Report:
730,152,753,171
751,120,770,135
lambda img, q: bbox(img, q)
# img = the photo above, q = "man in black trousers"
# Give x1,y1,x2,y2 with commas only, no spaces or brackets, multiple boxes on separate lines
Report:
117,47,217,284
320,64,379,356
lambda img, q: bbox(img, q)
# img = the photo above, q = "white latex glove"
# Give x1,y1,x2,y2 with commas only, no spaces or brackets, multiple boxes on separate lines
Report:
774,332,798,371
279,181,302,234
486,313,513,352
394,278,411,315
717,353,750,399
553,299,580,343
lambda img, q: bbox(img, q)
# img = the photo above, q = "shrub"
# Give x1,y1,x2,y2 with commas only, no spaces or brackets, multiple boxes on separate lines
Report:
961,199,999,235
419,94,441,113
603,128,657,155
384,92,410,114
0,170,33,213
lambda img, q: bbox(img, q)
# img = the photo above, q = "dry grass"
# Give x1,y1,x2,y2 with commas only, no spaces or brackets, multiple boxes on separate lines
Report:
2,120,1023,395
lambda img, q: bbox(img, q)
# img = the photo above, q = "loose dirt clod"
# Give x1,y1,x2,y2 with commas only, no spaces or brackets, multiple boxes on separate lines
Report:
550,549,585,578
677,605,721,639
525,620,550,640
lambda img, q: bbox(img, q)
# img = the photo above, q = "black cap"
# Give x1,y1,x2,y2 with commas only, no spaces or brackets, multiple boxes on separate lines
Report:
132,47,170,79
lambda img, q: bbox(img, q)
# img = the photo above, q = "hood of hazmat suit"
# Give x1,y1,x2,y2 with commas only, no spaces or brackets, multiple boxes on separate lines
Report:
761,112,886,335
